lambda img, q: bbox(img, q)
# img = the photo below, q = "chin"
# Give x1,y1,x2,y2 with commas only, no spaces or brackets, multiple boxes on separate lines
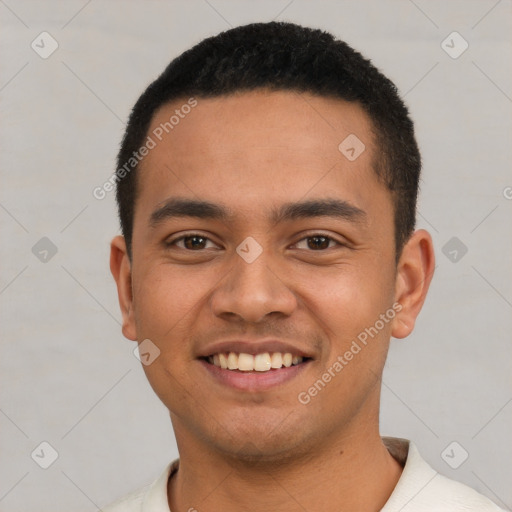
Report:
218,441,303,466
211,419,316,466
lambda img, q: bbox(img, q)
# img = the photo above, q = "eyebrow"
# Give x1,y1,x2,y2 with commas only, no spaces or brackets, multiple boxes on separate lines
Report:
149,197,367,227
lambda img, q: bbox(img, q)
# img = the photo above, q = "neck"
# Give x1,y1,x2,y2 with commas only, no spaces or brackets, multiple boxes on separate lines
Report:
167,419,403,512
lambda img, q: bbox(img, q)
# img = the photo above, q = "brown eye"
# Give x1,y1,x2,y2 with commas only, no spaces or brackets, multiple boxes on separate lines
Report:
168,234,217,250
183,236,208,250
295,235,338,251
308,236,330,250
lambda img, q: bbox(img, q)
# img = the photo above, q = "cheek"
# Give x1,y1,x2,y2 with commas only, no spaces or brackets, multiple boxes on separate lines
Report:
132,265,210,408
132,264,213,340
294,262,396,389
297,263,393,334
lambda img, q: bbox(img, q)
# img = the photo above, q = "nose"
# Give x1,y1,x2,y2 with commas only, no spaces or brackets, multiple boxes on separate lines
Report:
209,245,297,324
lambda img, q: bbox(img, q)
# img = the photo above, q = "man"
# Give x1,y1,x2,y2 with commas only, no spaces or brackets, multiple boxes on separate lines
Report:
106,21,504,511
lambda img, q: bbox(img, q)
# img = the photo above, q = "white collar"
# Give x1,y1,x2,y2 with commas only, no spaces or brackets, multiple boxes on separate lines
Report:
138,437,503,511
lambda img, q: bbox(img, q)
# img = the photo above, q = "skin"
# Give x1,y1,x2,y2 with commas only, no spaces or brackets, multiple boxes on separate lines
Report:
110,89,435,512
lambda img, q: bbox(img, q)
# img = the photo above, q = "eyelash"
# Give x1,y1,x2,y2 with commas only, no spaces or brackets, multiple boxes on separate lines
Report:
166,233,342,251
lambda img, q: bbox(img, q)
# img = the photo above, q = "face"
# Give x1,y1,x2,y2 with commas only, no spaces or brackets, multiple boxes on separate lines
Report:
111,89,434,462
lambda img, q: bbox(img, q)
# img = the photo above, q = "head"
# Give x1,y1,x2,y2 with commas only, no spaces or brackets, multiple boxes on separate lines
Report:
116,21,421,262
110,21,434,462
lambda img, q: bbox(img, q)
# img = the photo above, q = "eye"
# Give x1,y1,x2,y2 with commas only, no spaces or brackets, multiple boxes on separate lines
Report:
167,234,219,250
294,234,340,251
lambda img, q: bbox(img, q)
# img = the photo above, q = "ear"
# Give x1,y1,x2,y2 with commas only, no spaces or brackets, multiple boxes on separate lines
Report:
110,235,137,341
391,229,435,339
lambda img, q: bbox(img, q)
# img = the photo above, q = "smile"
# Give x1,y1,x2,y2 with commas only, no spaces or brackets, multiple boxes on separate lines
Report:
206,351,305,372
200,351,312,392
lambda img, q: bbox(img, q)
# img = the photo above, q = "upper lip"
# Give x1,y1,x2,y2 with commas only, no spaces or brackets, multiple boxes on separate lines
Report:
197,339,314,359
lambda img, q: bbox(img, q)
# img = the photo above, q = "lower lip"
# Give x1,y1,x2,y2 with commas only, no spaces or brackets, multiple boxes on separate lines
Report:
199,359,311,392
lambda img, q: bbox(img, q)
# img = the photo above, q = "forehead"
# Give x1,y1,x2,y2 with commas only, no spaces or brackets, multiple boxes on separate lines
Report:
135,90,387,224
147,89,374,162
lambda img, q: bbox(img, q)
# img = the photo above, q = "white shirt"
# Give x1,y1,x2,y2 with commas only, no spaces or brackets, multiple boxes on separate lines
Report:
103,437,505,511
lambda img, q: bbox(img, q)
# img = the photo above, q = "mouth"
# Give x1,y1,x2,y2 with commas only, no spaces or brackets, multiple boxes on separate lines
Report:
199,351,313,391
202,351,310,372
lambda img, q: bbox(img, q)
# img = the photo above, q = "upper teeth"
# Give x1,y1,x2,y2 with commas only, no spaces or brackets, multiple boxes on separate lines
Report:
208,352,303,372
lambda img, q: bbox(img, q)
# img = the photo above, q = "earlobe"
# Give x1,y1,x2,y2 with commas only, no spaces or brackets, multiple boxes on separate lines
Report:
391,229,435,339
110,235,138,341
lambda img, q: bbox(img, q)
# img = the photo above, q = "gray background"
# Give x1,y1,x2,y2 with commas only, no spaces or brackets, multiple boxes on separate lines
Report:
1,1,511,510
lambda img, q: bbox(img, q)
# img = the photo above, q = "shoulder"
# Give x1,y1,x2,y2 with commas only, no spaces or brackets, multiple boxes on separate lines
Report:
102,485,150,512
102,485,148,512
419,472,505,511
382,437,505,512
101,460,178,512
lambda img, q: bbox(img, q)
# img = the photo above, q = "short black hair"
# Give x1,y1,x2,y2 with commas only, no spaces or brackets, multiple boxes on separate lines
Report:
115,21,421,261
